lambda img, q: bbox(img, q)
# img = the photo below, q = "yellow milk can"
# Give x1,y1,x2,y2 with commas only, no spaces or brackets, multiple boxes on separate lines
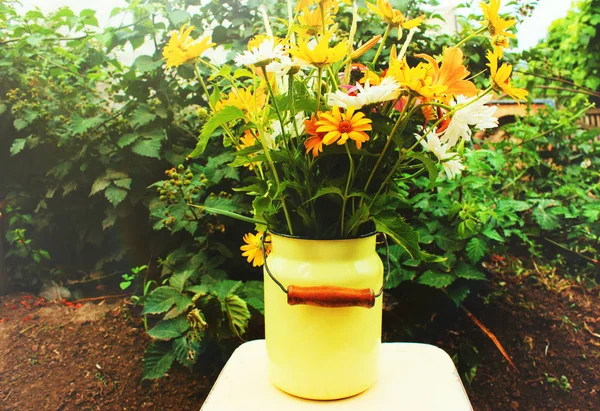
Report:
263,232,385,400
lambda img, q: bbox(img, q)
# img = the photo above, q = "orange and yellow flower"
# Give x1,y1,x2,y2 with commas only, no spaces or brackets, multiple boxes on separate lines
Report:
290,35,346,68
415,47,478,101
315,106,372,148
486,48,528,103
388,58,443,99
241,232,271,267
480,0,516,39
304,114,326,157
163,24,214,68
366,0,424,29
215,87,267,120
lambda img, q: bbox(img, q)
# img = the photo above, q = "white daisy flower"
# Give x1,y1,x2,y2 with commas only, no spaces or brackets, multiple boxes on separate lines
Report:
419,130,465,180
266,55,307,76
442,94,498,147
203,45,229,66
235,38,285,67
420,130,447,160
441,156,466,180
264,112,306,148
327,77,401,109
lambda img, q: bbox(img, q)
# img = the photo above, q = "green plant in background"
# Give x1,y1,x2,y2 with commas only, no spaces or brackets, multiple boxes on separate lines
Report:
141,271,263,379
520,0,600,108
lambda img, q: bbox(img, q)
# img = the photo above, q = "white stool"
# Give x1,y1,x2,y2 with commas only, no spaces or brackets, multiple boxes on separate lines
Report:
201,340,473,410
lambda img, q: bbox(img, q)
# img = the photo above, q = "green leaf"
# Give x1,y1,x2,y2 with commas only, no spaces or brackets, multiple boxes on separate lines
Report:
71,115,104,134
13,118,28,131
303,186,344,204
10,138,26,155
532,206,561,230
113,178,132,189
372,212,420,259
169,270,194,292
189,106,245,158
129,106,157,128
238,281,264,314
142,286,191,315
434,227,463,252
454,263,487,280
344,204,370,236
482,228,503,242
142,342,175,380
147,316,190,340
385,268,416,289
408,152,439,188
104,186,127,206
133,55,163,72
466,237,487,263
132,137,162,158
118,133,138,148
417,270,456,288
90,176,110,196
447,284,470,307
222,294,251,338
172,336,201,368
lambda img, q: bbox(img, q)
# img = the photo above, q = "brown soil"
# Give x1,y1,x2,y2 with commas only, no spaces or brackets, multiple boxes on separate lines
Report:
0,297,211,410
1,260,599,410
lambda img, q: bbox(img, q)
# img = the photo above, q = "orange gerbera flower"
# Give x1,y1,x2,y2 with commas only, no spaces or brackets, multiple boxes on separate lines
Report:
304,115,326,157
415,47,478,101
366,0,424,29
240,232,271,267
480,0,516,38
486,48,528,103
315,106,372,148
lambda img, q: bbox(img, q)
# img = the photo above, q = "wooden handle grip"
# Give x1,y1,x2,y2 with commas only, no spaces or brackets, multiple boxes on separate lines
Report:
287,285,375,308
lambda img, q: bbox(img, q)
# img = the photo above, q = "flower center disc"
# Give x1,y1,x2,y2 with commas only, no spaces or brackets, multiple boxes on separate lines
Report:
338,120,353,133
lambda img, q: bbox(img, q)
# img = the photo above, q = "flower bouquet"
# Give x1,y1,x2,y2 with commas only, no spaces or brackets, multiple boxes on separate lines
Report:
163,0,527,399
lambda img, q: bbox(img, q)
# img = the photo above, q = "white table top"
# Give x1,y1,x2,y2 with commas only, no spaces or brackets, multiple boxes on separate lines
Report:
201,340,473,411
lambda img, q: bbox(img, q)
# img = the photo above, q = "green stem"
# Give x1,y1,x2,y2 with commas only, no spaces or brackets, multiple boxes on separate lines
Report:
315,66,323,115
341,143,354,237
289,74,300,138
188,204,266,225
256,126,295,235
455,27,487,48
364,94,415,192
261,65,288,148
371,24,391,66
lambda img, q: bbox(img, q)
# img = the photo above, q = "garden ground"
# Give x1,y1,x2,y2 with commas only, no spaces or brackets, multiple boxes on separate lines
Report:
0,258,598,410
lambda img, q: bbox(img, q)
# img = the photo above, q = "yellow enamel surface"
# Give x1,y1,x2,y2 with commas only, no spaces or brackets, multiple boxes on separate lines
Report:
264,234,383,400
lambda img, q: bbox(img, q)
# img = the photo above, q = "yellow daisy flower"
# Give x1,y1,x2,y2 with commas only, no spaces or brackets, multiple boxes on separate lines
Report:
297,7,335,36
315,106,373,148
215,87,267,121
480,0,516,38
290,35,346,68
241,232,271,267
163,24,214,68
486,49,528,103
366,0,424,29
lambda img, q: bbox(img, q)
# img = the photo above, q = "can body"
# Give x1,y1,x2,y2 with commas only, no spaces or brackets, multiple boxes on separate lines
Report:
264,233,383,400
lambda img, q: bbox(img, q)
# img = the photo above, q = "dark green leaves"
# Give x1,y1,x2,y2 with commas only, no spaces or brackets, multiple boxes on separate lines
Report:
142,342,175,380
142,286,192,315
372,212,420,259
189,106,245,158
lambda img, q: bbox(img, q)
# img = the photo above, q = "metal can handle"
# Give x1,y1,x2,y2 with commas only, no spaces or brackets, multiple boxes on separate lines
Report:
261,233,390,309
